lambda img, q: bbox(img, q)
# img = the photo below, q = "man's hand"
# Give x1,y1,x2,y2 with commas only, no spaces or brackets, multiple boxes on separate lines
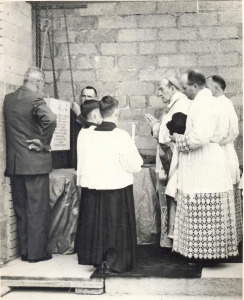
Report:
71,102,81,116
145,113,159,129
27,139,44,152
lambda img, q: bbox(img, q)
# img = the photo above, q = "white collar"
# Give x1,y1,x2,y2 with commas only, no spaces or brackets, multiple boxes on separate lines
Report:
167,91,186,109
194,88,212,102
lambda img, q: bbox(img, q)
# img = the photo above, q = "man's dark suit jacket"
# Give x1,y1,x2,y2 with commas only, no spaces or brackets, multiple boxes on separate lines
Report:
4,86,57,175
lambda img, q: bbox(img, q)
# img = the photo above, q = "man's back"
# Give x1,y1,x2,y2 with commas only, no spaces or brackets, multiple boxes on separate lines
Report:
4,86,56,175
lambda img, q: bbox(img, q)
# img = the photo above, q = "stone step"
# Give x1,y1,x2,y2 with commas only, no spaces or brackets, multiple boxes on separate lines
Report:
105,277,242,296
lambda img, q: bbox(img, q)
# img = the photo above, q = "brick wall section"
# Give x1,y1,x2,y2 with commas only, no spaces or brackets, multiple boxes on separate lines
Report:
0,1,32,264
38,0,242,164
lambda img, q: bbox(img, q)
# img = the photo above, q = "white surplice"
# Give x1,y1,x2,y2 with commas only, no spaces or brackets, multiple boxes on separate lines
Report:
152,91,191,247
214,94,240,185
213,94,242,243
173,88,238,260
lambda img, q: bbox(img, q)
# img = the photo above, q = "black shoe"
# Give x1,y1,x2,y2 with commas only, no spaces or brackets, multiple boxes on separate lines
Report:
21,255,28,261
28,253,52,263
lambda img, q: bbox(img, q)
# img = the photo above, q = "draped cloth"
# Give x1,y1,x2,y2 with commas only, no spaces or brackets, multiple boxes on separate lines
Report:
173,89,238,259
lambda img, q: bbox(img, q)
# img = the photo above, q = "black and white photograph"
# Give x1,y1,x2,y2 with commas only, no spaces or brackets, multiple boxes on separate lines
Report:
0,0,243,299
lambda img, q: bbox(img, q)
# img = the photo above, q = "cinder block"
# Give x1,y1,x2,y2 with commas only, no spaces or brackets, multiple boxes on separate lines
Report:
149,95,164,108
117,81,154,96
137,14,176,28
199,1,241,12
98,16,137,29
139,41,177,55
95,81,119,97
157,1,196,13
159,28,197,40
158,54,197,67
129,96,147,108
96,70,138,82
139,69,178,81
230,94,243,106
76,30,116,43
219,40,242,53
199,27,238,39
198,53,239,67
44,71,58,83
179,41,218,53
75,57,93,70
119,107,155,122
217,67,242,81
54,31,76,43
60,70,95,82
56,16,97,31
225,81,242,94
118,29,157,42
76,3,116,16
60,43,97,56
116,96,127,108
92,56,114,69
118,55,157,70
218,10,242,24
116,2,156,15
101,43,137,55
178,13,217,26
42,58,70,71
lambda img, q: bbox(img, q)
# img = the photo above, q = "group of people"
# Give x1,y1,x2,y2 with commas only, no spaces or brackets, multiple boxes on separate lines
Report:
146,70,242,265
3,66,242,273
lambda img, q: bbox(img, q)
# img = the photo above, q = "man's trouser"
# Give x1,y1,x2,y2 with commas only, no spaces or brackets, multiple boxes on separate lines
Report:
10,174,50,260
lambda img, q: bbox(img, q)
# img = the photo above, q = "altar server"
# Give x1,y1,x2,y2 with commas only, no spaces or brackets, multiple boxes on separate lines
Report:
76,96,143,273
171,70,238,264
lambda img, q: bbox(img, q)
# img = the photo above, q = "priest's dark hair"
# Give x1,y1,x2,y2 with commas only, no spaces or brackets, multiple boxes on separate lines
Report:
80,100,100,120
100,96,119,118
187,69,206,87
209,75,226,91
81,86,97,97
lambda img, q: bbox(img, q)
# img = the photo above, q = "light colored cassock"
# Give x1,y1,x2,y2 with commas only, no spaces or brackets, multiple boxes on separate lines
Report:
214,94,242,243
152,91,191,247
173,88,238,260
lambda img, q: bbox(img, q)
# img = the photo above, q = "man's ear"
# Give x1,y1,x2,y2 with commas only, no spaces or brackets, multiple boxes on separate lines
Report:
193,83,198,90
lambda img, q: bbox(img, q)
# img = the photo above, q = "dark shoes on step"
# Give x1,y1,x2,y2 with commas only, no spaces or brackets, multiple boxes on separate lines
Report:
96,262,118,274
21,253,52,263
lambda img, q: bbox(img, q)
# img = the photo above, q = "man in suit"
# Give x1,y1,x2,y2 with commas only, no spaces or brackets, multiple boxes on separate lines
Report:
4,67,57,262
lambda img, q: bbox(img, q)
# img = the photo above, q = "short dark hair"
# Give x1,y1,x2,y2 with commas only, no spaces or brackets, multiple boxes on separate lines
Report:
99,96,118,118
81,86,97,97
209,75,226,91
80,100,100,120
187,70,206,86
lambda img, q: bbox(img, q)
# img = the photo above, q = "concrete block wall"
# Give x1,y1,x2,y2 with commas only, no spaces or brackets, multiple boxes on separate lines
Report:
0,1,32,264
39,0,242,163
